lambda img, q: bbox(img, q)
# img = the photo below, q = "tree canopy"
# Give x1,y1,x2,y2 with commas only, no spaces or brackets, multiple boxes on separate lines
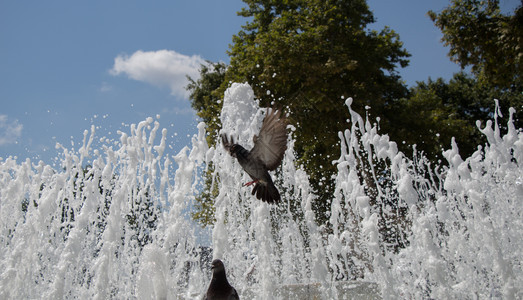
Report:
429,0,523,90
186,62,227,146
186,0,522,227
188,0,411,224
389,72,522,160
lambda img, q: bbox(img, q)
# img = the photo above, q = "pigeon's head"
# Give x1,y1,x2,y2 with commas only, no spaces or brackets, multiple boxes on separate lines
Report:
221,134,240,158
211,259,225,273
229,145,240,157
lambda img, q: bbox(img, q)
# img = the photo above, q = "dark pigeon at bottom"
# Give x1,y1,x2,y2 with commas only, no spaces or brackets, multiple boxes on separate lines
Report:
204,259,239,300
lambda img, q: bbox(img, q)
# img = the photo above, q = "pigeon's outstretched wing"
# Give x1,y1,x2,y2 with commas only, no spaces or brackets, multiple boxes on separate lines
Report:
250,108,287,170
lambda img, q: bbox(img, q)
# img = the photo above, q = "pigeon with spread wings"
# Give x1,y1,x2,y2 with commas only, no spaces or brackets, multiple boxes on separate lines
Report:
221,108,287,203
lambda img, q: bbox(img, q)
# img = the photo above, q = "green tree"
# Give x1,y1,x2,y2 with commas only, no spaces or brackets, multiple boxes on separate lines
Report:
428,0,523,89
222,0,409,223
186,62,227,146
186,62,227,226
424,0,522,158
389,72,523,160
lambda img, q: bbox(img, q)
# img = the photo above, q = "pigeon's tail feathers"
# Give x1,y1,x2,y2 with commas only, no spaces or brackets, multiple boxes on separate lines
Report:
252,181,280,203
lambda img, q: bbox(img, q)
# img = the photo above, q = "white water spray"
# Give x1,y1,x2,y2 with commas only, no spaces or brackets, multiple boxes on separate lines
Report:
0,83,521,299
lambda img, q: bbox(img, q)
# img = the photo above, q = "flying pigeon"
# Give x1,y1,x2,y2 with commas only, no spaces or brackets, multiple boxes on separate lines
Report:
204,259,240,300
221,108,288,203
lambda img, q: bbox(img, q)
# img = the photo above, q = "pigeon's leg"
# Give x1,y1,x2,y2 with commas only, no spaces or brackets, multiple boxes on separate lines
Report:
243,179,259,186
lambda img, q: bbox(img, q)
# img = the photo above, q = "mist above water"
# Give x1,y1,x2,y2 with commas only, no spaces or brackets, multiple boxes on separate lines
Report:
1,83,521,299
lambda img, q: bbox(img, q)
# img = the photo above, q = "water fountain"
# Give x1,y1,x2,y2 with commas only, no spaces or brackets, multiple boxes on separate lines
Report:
0,83,521,299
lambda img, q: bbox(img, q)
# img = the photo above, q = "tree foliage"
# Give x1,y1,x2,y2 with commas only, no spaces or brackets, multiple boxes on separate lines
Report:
186,0,522,228
389,72,522,160
428,0,523,89
186,63,226,227
423,0,522,157
186,62,227,146
221,0,410,222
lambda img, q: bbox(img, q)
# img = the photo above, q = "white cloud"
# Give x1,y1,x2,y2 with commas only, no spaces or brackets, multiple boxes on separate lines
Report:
110,50,206,98
0,115,23,146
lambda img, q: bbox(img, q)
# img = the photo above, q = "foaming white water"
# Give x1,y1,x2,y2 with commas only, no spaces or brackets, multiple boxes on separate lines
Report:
0,83,521,299
331,98,522,299
211,83,331,298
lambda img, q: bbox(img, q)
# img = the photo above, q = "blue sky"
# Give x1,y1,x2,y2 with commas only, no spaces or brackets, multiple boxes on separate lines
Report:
0,0,519,165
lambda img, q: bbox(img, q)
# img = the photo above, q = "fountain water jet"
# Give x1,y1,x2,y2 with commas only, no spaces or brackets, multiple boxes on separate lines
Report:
0,84,521,299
